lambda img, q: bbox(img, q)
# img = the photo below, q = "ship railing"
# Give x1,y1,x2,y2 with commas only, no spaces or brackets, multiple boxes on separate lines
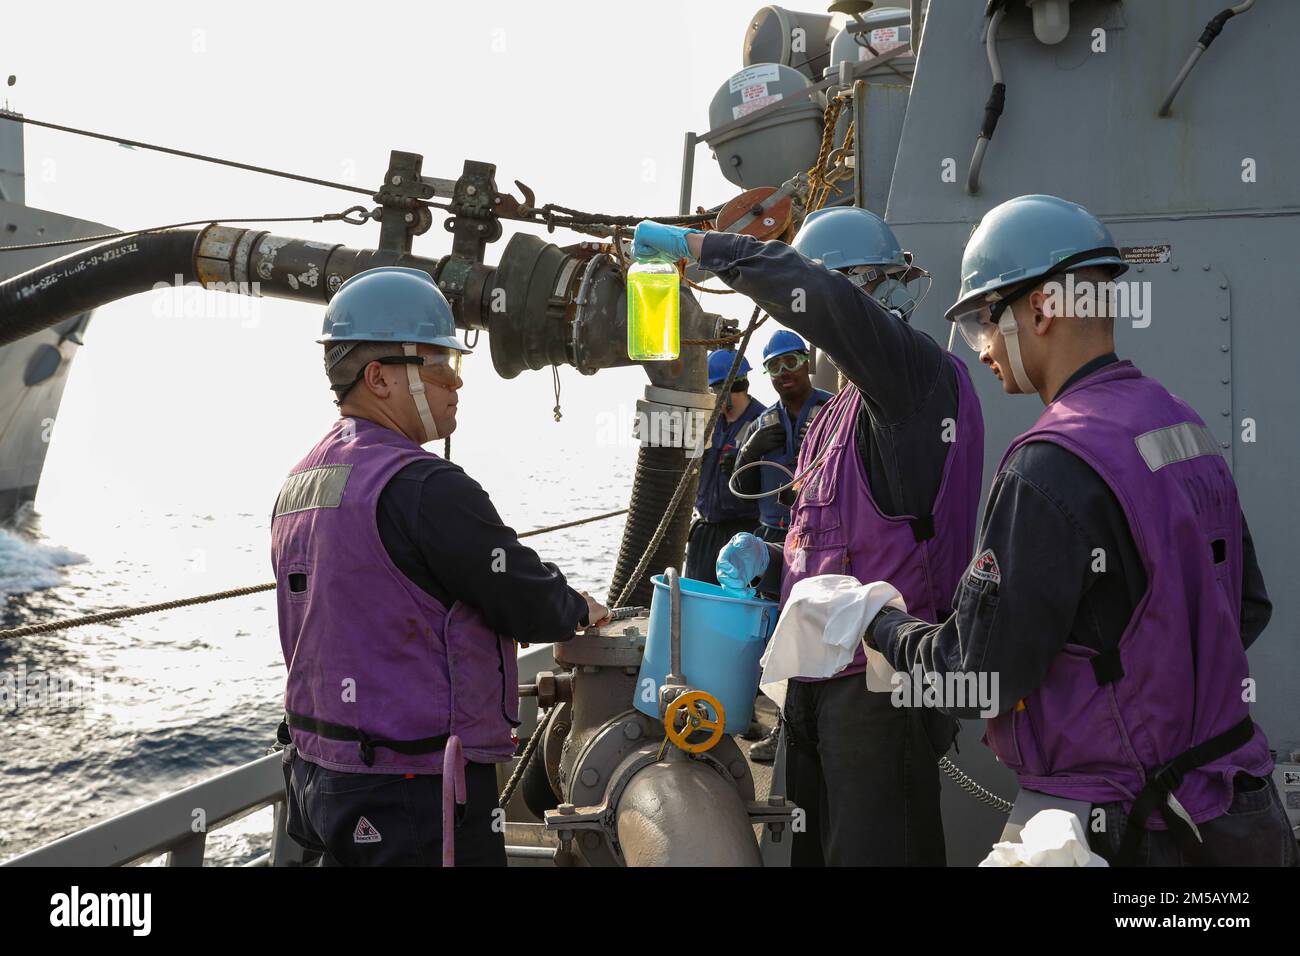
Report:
2,642,562,866
0,751,306,867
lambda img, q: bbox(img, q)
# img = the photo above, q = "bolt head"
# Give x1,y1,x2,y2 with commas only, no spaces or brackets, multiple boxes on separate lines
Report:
580,768,600,787
391,175,402,185
557,802,575,815
466,185,477,195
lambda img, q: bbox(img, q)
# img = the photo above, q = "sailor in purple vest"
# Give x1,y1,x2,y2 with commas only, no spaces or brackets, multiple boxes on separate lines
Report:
865,195,1297,866
683,350,766,585
270,267,610,866
724,329,833,763
633,209,985,866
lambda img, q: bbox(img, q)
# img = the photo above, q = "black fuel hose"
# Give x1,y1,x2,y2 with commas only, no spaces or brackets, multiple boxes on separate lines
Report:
0,230,200,348
607,443,697,609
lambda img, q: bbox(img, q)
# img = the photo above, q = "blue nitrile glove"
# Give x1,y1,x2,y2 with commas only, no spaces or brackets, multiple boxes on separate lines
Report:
716,532,770,593
632,221,704,262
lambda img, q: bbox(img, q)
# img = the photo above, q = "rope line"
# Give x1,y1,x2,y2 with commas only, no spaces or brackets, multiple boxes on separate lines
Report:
0,208,371,253
0,507,628,641
610,307,764,608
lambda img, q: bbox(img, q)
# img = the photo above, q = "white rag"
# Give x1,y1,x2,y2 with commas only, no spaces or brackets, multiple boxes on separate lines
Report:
758,574,906,710
979,809,1109,867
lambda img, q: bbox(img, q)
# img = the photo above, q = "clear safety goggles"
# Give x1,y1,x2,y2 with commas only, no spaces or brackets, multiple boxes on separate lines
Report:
949,296,1007,353
948,246,1123,353
414,349,464,387
339,348,463,392
764,351,810,375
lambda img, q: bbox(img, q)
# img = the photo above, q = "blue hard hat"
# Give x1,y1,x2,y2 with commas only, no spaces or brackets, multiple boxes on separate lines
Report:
763,329,808,362
791,206,915,275
707,349,752,386
945,195,1129,324
318,267,469,368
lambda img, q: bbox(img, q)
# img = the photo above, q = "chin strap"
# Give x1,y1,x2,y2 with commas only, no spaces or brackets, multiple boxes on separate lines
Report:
403,342,440,443
997,313,1037,393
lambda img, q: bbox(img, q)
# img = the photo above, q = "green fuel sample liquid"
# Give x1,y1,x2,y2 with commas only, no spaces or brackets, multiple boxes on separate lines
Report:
627,261,680,361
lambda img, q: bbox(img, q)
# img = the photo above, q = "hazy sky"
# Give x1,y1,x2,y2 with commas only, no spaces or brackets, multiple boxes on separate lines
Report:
2,0,839,521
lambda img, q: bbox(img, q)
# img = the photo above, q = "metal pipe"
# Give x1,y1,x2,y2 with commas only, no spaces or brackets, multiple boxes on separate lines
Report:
852,79,868,210
614,760,762,866
1157,1,1255,118
678,131,698,216
667,566,683,684
966,5,1006,195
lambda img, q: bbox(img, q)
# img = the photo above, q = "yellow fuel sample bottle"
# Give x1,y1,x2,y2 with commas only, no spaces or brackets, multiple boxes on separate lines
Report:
626,257,680,361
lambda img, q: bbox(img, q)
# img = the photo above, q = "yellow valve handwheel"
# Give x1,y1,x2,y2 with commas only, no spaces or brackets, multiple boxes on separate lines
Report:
663,690,727,753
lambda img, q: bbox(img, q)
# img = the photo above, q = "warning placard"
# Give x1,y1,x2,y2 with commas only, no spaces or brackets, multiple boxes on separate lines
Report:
732,93,784,120
729,64,781,93
1120,243,1172,264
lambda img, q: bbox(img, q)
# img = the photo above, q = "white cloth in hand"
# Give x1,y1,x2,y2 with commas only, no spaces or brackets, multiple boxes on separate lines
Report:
979,809,1109,867
758,574,906,710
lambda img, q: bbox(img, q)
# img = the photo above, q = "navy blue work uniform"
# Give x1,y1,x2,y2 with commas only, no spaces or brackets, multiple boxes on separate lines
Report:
685,397,766,583
733,388,834,542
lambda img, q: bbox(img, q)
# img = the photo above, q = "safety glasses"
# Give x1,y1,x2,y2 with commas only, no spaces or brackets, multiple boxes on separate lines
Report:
415,350,463,387
949,246,1122,353
764,352,810,375
950,296,1004,353
709,377,746,393
371,349,464,386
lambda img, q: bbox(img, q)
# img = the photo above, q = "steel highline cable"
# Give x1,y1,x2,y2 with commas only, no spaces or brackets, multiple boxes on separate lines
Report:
0,111,714,233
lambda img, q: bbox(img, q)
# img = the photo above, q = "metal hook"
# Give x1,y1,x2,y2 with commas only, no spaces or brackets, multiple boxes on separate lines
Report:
336,205,371,225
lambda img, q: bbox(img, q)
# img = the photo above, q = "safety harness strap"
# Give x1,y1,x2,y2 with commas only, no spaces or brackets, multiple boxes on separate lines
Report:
909,514,936,543
1090,647,1125,685
1115,716,1255,866
279,710,451,768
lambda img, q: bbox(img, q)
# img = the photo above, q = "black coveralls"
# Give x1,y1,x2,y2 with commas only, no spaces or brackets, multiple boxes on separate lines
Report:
700,231,964,865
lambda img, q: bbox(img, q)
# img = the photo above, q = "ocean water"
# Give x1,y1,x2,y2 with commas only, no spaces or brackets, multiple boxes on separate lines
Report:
0,451,635,865
0,262,760,866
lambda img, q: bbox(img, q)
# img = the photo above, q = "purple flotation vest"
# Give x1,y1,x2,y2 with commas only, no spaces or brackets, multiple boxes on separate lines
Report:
271,416,519,773
983,361,1273,827
782,353,985,678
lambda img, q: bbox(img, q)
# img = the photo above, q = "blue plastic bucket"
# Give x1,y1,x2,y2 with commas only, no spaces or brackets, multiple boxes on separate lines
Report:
634,574,778,733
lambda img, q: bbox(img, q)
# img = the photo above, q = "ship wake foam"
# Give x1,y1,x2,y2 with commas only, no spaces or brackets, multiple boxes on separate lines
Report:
0,528,87,599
